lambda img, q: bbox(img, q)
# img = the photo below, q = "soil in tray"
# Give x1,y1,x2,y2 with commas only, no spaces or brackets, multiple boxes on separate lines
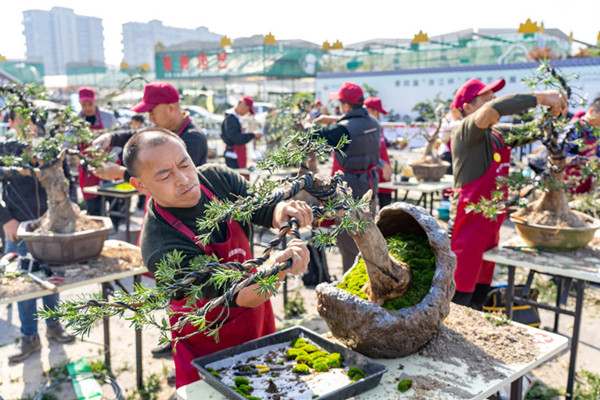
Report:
206,337,361,400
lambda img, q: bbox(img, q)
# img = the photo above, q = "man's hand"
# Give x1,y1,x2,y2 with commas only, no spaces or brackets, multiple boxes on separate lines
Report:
536,90,569,117
381,162,392,181
272,200,313,229
272,239,310,276
313,115,340,125
91,132,113,151
90,161,126,180
254,132,263,140
3,219,20,242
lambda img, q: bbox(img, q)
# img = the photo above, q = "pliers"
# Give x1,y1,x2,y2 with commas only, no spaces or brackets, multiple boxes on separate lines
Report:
233,364,286,375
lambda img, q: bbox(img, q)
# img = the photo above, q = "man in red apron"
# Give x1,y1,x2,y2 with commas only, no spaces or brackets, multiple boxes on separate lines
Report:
124,128,313,388
90,81,208,181
449,78,568,309
221,96,263,171
564,97,600,194
312,82,381,272
364,97,393,209
78,87,118,216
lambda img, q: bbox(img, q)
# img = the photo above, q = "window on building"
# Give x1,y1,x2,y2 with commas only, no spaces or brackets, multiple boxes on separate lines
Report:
404,80,410,86
448,78,454,85
413,80,419,86
429,79,435,86
509,76,517,83
438,78,444,86
395,80,400,87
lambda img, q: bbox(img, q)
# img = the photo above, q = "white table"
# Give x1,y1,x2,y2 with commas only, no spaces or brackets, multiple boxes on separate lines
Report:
176,322,567,400
483,236,600,398
0,240,148,390
378,176,453,214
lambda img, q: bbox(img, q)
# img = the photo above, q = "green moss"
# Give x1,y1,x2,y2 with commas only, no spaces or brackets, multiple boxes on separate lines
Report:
234,376,249,388
325,353,343,368
301,344,319,353
397,379,413,392
347,366,367,381
295,355,311,365
291,338,307,348
206,367,220,379
238,384,252,395
245,396,261,400
293,364,311,374
308,351,329,361
285,348,308,360
337,232,435,310
314,362,329,372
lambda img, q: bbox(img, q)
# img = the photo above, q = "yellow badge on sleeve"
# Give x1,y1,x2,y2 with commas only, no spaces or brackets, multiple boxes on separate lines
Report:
493,153,501,163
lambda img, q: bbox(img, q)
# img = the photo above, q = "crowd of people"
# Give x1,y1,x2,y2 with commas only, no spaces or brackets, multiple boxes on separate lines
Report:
3,75,595,392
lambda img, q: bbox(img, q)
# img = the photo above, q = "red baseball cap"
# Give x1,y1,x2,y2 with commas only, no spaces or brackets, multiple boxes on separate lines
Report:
78,87,95,103
331,81,364,105
451,78,505,111
315,99,322,106
130,81,180,113
241,96,255,114
364,97,388,115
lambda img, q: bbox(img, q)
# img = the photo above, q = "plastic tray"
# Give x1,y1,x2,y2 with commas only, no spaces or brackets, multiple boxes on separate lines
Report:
192,326,387,400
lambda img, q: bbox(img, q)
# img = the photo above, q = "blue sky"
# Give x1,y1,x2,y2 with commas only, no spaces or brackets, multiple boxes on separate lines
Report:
2,0,599,66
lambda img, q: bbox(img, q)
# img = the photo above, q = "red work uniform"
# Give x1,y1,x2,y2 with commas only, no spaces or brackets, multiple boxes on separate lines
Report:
153,185,275,388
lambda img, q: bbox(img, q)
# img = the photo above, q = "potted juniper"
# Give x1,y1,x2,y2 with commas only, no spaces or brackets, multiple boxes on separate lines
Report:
0,84,113,264
466,63,600,250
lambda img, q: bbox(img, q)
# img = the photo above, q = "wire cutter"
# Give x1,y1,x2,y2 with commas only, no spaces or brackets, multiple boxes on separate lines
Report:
233,364,286,375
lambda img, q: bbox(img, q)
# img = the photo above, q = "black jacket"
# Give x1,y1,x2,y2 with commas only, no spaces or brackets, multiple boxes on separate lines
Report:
220,112,255,147
111,118,208,179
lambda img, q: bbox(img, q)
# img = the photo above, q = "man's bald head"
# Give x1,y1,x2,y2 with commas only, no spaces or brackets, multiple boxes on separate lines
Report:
123,128,186,177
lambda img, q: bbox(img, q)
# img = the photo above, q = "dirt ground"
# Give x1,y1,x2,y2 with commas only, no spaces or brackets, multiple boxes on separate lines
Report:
1,150,600,399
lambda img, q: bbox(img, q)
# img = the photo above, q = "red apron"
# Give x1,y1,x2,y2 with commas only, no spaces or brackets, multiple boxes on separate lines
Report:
79,109,104,200
565,122,596,194
451,131,510,293
377,131,393,194
154,185,275,388
230,144,248,169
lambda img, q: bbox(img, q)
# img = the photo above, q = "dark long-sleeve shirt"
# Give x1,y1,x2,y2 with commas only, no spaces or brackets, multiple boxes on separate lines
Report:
220,112,255,146
140,164,277,300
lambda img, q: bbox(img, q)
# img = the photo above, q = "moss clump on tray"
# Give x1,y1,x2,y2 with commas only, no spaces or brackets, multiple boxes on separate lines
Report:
337,232,435,310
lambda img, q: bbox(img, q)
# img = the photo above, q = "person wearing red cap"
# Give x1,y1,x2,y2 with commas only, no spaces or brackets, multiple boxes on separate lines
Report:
90,81,208,182
221,96,263,170
563,97,600,194
309,99,323,120
77,86,118,216
123,128,313,388
311,81,381,272
449,78,568,309
364,97,393,209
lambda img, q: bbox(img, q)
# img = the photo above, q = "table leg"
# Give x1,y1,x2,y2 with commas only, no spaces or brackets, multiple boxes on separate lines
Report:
506,266,515,320
429,193,434,214
101,282,111,371
554,278,563,333
566,280,585,399
125,198,131,242
134,274,143,390
510,376,523,400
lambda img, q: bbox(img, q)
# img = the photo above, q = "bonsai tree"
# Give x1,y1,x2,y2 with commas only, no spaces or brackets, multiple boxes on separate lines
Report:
39,124,423,344
0,84,112,234
466,63,600,232
409,95,452,181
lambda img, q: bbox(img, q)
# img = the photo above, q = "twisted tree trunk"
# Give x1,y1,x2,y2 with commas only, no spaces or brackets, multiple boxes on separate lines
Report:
298,167,412,305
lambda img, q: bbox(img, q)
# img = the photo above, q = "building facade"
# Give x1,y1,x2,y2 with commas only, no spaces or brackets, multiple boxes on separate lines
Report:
22,7,104,75
121,20,220,71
